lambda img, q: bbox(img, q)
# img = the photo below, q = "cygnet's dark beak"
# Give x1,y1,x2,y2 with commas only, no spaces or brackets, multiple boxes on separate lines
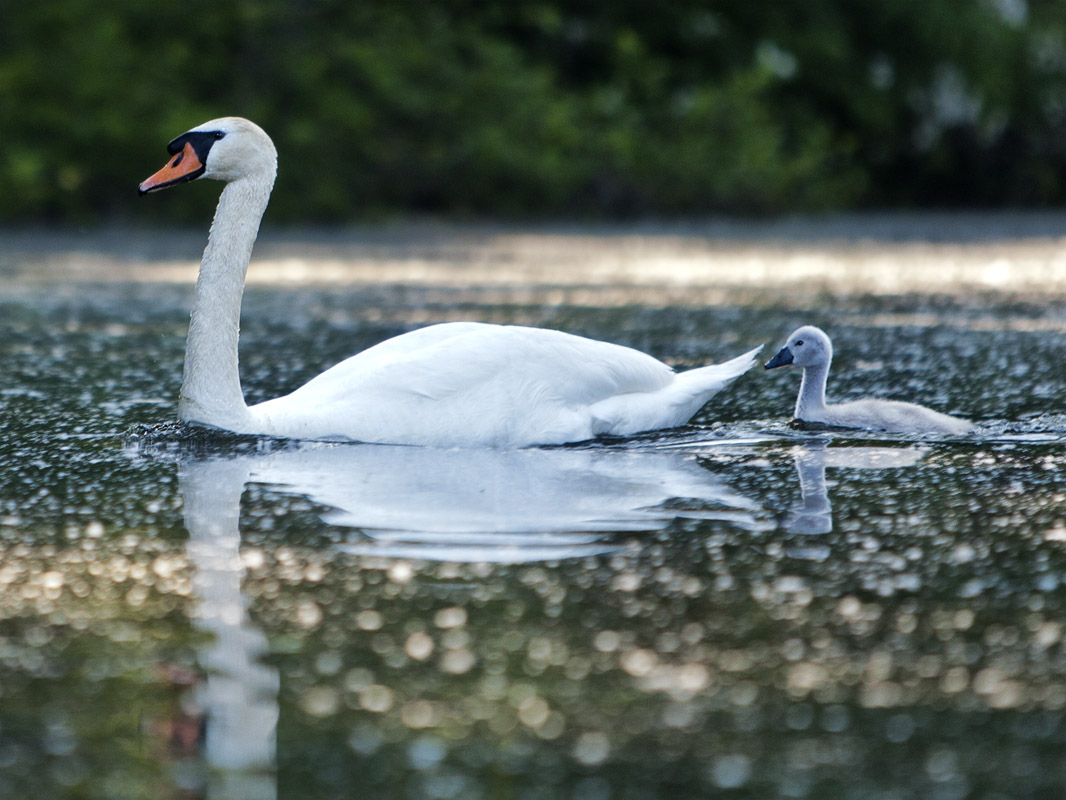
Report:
764,346,794,370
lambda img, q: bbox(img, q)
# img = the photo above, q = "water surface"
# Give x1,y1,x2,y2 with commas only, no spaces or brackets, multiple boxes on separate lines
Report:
2,218,1066,799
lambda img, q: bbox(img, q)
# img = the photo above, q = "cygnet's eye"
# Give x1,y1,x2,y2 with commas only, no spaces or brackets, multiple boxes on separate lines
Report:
795,339,804,347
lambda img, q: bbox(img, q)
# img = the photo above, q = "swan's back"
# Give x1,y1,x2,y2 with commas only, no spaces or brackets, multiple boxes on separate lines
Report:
275,322,673,403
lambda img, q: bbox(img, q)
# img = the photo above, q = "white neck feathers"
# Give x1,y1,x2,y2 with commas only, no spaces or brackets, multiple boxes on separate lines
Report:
179,173,275,430
795,360,830,419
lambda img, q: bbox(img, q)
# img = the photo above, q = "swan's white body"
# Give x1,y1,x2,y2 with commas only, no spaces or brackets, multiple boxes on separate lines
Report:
249,321,760,446
765,325,972,436
141,117,759,448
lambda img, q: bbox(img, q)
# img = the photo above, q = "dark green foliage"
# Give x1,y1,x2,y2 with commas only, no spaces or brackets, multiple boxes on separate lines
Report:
2,0,1066,221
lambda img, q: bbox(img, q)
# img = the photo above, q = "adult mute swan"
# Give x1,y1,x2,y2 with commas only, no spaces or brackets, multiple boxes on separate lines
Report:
140,117,760,448
764,325,972,435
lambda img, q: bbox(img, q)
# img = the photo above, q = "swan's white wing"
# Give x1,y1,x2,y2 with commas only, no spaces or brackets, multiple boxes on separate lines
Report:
309,323,673,402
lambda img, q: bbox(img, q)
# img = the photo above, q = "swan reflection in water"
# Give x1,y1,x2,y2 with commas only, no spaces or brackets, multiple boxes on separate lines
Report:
782,442,926,540
172,439,761,798
181,457,279,800
240,442,762,561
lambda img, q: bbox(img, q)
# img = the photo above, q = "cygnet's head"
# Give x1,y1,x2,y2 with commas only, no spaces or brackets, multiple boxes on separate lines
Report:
139,117,277,194
765,325,832,370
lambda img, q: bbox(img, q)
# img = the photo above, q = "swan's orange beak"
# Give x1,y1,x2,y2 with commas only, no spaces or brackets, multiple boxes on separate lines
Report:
139,142,205,195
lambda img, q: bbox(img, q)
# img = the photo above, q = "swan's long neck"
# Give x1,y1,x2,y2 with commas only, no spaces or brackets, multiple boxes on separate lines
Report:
179,174,274,430
795,359,830,419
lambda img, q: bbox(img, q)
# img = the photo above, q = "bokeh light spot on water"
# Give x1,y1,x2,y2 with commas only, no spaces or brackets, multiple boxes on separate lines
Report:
709,753,752,788
405,632,435,661
572,732,611,766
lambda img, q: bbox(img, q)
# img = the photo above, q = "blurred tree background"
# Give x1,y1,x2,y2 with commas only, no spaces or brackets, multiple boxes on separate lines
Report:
2,0,1066,223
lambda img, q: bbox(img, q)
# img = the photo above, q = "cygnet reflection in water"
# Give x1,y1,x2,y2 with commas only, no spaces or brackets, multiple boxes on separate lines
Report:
781,443,926,539
170,441,761,563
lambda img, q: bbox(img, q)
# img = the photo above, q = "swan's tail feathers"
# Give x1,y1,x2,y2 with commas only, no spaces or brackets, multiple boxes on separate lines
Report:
677,345,763,398
588,345,762,437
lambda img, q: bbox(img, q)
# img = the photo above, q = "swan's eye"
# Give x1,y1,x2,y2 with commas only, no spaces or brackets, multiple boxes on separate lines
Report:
795,339,804,346
213,131,225,140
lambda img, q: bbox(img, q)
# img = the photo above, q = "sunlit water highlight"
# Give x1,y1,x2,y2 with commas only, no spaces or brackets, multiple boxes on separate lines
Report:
2,217,1066,799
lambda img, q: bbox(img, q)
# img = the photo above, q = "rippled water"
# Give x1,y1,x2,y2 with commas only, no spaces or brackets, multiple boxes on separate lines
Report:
3,220,1066,799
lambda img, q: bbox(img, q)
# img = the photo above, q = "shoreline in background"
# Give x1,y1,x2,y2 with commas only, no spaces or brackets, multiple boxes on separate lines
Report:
3,211,1066,299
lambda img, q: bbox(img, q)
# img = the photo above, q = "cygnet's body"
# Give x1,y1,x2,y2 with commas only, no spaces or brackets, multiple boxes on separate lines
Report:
764,326,972,435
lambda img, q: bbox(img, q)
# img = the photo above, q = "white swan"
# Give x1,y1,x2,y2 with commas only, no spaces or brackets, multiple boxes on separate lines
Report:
139,117,760,448
764,325,972,435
